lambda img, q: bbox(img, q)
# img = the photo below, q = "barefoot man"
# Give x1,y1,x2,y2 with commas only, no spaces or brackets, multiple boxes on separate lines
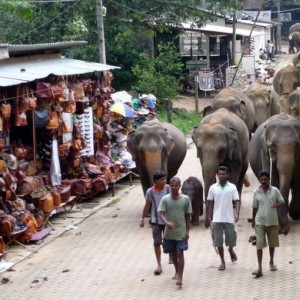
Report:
205,166,240,271
158,177,192,287
140,171,171,275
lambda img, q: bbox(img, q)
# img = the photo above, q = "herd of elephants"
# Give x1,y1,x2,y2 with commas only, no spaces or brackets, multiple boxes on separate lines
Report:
126,51,300,236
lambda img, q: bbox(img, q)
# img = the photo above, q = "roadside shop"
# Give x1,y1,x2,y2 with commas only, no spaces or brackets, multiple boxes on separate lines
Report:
0,41,141,258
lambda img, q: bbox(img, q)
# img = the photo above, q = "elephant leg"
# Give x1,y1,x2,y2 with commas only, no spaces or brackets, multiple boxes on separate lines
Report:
289,178,300,220
191,198,202,225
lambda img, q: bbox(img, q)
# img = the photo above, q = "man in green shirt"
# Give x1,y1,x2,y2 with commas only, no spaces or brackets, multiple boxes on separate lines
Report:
252,170,284,278
158,177,192,288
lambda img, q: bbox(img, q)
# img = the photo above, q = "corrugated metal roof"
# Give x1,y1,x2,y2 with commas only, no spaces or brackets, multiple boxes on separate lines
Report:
0,53,120,87
0,41,88,55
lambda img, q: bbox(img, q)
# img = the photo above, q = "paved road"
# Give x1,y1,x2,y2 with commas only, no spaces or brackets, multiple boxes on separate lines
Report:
1,138,300,300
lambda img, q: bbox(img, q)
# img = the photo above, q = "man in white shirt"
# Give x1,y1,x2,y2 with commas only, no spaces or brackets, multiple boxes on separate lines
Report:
205,166,240,271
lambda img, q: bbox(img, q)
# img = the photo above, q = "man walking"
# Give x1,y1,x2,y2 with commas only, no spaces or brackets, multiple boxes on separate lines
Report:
265,40,274,62
158,177,192,287
251,170,284,278
140,171,170,275
205,166,240,271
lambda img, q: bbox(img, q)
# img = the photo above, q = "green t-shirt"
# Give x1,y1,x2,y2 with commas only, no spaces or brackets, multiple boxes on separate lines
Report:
252,186,284,226
158,194,192,240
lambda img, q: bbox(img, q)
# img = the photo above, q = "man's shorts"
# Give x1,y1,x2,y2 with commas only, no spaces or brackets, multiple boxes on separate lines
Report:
152,224,165,246
255,225,279,250
162,239,188,253
212,222,237,248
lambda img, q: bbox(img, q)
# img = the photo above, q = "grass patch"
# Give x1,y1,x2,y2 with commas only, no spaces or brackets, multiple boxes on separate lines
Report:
156,107,202,135
107,198,121,206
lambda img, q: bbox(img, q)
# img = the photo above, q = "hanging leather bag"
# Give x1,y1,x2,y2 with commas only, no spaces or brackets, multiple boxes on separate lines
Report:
0,102,11,119
46,111,59,129
34,109,50,127
36,82,53,99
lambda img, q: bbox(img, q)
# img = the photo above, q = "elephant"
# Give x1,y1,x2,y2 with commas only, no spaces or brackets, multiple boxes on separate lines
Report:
292,51,300,68
192,107,249,200
203,86,255,133
289,23,300,54
289,32,300,54
245,83,280,131
182,177,203,225
127,119,187,195
248,113,300,234
272,64,299,114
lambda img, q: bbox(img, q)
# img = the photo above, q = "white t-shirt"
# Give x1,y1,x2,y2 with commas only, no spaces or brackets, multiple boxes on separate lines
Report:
207,181,239,223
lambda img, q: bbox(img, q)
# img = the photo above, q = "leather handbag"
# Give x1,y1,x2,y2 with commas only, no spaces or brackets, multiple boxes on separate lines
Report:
34,109,50,127
92,176,108,193
58,142,71,158
15,111,28,126
38,192,54,213
57,185,71,203
73,82,85,100
0,236,7,254
51,188,61,207
51,84,64,101
0,212,15,235
70,179,86,196
0,132,6,150
0,102,11,118
46,111,59,129
85,164,103,178
64,99,76,113
13,144,28,159
75,97,89,115
36,82,53,99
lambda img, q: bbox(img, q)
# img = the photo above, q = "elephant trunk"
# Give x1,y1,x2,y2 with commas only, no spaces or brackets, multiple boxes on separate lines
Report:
276,151,294,234
144,151,165,186
202,160,219,201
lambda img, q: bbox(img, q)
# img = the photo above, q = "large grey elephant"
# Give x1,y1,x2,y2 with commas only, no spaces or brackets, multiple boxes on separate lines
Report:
192,108,249,200
203,86,255,133
245,83,280,131
182,177,203,225
249,113,300,234
272,64,299,114
127,119,187,195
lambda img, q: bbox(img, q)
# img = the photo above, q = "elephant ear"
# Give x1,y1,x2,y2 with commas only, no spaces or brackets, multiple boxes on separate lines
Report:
226,127,238,160
203,105,212,117
260,125,271,170
126,131,138,161
239,100,247,121
163,128,175,155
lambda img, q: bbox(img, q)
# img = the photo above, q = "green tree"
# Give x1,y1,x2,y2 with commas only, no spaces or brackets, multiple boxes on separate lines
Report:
132,42,184,122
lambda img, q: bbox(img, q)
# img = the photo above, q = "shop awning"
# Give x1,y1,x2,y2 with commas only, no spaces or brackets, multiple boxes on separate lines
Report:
0,52,120,87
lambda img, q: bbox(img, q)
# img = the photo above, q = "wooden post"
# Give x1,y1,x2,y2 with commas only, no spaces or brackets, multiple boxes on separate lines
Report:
32,110,36,174
195,74,199,113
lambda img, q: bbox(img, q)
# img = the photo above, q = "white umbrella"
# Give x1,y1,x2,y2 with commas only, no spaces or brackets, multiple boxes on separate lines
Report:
111,91,132,103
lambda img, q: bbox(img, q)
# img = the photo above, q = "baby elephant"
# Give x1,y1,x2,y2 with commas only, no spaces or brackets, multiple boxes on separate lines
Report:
182,177,204,225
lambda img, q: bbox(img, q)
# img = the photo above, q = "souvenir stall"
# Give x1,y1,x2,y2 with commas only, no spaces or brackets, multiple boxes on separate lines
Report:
0,42,131,256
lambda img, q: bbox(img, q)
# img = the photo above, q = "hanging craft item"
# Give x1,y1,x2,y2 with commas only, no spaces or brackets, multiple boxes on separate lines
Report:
34,109,50,127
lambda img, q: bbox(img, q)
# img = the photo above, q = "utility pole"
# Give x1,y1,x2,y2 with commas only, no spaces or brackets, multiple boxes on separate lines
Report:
96,0,106,64
276,0,281,54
